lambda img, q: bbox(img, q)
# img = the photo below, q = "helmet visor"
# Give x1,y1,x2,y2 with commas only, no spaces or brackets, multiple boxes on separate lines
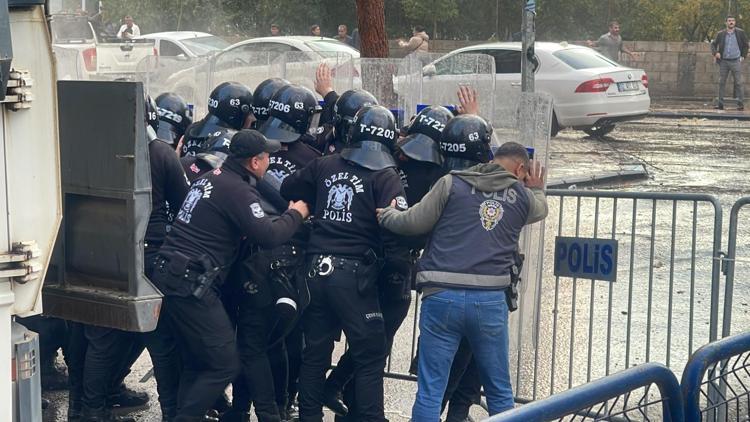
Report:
399,133,443,165
341,141,397,171
259,117,302,143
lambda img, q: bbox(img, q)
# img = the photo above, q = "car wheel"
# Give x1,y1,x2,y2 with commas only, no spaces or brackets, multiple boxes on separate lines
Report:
583,123,616,138
550,112,560,137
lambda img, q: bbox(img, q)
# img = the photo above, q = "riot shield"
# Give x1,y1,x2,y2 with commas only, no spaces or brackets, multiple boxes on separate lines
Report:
209,50,278,98
43,81,161,332
270,51,355,98
52,46,87,81
136,55,212,119
499,91,554,400
396,52,496,126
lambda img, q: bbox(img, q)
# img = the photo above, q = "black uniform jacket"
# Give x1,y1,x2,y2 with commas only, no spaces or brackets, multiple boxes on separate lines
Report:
145,139,190,252
159,158,304,285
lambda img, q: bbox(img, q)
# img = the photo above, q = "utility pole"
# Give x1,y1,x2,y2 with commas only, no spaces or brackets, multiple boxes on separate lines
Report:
521,0,536,92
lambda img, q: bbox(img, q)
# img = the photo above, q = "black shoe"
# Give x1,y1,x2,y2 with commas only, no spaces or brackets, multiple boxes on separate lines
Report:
322,387,348,417
42,365,69,391
68,396,83,422
739,104,745,111
218,408,249,422
715,103,724,110
107,385,150,408
281,401,299,422
81,406,136,422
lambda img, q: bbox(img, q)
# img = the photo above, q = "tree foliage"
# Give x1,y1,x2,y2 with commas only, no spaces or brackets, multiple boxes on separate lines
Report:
96,0,748,42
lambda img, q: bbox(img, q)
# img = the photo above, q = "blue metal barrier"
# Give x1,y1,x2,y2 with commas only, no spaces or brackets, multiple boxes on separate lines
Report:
486,363,684,421
681,331,750,422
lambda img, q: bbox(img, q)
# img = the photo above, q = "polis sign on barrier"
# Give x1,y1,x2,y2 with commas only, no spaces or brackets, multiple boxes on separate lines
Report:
553,237,618,282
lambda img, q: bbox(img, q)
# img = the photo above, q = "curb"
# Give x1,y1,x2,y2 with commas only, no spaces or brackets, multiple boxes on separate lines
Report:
548,165,648,189
649,110,750,121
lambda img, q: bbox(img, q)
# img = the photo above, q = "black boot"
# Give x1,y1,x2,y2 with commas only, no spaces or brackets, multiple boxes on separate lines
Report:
107,384,150,408
80,406,135,422
322,385,348,417
68,395,83,422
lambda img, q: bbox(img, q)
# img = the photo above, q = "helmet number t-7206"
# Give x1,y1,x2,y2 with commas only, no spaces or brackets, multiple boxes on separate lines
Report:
269,100,291,113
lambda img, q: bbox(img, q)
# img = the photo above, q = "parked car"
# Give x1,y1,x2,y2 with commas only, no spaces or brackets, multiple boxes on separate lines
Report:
163,36,360,113
134,31,230,58
416,42,650,137
50,14,155,80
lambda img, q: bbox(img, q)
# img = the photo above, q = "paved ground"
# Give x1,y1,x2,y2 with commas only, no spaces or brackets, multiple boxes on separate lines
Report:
42,113,750,421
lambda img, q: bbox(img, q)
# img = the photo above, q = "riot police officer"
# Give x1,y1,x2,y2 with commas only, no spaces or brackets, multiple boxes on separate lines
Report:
251,78,290,128
280,105,410,422
322,105,452,420
152,130,310,421
181,82,253,157
181,128,236,182
155,92,193,150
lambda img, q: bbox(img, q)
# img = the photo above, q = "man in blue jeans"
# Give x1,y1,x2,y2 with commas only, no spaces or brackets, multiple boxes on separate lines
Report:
377,118,548,420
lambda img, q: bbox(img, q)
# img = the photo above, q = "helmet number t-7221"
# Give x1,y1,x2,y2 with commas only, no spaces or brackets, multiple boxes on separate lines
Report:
440,142,467,152
418,115,446,132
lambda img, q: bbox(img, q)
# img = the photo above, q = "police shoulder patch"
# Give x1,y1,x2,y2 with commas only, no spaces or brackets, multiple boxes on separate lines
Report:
250,202,265,218
395,196,409,210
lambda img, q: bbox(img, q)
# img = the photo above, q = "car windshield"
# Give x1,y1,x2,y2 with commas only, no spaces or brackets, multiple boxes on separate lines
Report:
553,48,618,69
50,18,94,43
306,39,360,57
181,36,231,56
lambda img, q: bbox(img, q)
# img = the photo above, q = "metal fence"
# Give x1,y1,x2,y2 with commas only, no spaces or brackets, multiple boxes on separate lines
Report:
682,324,750,422
722,197,750,338
513,190,724,402
487,363,684,422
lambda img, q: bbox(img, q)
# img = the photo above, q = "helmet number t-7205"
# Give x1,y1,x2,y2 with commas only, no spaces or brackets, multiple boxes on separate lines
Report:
440,142,467,153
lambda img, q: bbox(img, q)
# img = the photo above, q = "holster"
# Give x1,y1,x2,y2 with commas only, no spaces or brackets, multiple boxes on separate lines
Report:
153,251,220,299
505,251,525,312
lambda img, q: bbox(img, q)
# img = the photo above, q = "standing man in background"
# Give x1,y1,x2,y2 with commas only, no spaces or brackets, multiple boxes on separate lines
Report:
335,25,354,47
711,15,748,110
587,21,635,63
116,16,140,39
271,24,282,36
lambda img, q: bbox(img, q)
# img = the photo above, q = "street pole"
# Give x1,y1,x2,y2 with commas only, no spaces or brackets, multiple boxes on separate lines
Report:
521,0,536,92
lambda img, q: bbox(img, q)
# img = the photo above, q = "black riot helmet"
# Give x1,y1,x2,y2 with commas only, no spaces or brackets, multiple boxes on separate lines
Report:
206,81,253,130
195,128,237,169
333,89,378,143
398,105,453,166
341,105,398,171
258,84,321,143
440,114,493,171
252,78,290,121
155,92,193,146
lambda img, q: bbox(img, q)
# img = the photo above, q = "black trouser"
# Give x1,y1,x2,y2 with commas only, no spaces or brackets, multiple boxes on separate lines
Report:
236,301,282,422
164,290,241,420
65,322,88,412
328,280,412,422
144,255,183,419
81,325,144,411
284,321,304,406
298,256,387,422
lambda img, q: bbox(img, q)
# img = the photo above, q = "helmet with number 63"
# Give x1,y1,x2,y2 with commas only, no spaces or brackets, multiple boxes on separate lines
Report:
258,84,321,143
440,114,493,171
398,105,453,166
341,105,398,171
155,92,193,146
206,81,254,130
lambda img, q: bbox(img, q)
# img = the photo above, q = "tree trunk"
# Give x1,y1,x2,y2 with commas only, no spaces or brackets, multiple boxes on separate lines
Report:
355,0,388,58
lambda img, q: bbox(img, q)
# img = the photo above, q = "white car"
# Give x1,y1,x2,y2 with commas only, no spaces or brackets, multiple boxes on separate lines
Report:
135,31,230,58
163,36,360,110
421,42,650,136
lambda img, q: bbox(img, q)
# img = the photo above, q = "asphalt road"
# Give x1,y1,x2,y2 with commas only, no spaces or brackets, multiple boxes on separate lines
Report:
42,116,750,421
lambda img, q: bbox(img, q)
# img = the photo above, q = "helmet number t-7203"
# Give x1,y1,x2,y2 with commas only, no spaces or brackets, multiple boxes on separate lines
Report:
359,124,395,140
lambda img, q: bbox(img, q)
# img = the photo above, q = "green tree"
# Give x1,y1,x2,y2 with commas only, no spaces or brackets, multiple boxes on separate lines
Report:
401,0,459,38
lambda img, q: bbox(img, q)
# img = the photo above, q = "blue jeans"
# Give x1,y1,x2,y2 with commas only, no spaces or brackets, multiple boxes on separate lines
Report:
411,289,513,421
